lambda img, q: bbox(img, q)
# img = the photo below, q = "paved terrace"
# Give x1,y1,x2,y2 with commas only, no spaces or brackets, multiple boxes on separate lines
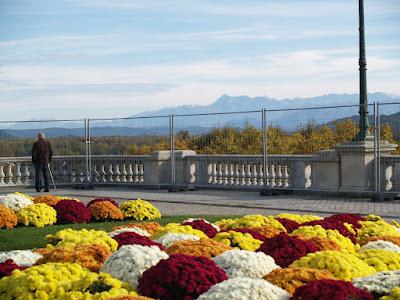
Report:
1,187,399,221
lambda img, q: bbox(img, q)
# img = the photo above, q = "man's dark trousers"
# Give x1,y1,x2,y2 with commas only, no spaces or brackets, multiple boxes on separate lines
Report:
34,164,50,192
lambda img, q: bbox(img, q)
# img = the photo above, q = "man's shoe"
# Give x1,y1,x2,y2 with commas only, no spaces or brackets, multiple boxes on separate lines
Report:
44,189,50,192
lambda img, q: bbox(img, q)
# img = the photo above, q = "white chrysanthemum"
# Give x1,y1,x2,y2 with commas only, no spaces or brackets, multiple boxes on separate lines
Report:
197,277,290,300
108,227,150,238
100,244,168,288
0,250,42,267
0,193,33,212
213,250,280,278
155,233,200,248
182,218,220,231
360,241,400,252
353,270,400,294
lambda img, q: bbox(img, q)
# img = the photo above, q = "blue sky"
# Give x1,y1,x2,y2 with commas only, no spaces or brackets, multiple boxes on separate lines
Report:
0,0,399,120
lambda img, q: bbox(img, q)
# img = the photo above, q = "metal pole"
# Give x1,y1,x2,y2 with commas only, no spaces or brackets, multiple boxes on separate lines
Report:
377,103,381,192
84,118,90,183
262,109,268,188
169,114,176,186
87,118,92,184
373,102,378,192
355,0,371,141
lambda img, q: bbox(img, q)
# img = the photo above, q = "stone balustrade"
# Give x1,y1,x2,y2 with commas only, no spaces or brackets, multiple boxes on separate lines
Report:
380,155,400,192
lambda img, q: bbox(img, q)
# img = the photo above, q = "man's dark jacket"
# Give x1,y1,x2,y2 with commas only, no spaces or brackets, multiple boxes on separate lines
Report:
32,140,53,165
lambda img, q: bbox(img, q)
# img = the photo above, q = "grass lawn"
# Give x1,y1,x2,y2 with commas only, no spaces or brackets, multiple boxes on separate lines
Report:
0,215,240,251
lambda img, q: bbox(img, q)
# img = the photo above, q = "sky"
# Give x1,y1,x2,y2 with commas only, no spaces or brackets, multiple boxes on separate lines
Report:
0,0,399,120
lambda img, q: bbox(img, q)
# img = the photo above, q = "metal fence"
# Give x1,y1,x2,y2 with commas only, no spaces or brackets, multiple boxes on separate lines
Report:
0,102,399,194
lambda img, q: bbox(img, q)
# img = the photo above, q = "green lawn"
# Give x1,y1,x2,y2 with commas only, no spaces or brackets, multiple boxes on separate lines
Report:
0,215,239,251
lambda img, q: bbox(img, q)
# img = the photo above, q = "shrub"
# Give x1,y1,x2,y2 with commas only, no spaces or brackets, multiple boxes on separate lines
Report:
120,199,161,220
89,201,124,221
0,205,17,229
54,200,91,224
16,203,57,227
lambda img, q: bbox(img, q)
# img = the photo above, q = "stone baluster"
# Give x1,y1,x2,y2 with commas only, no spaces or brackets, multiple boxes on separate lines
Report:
79,171,84,183
212,163,217,185
207,162,212,184
23,164,30,184
0,165,5,185
114,164,121,182
15,163,22,184
258,163,264,186
62,161,68,183
217,163,223,185
229,164,235,185
101,165,107,183
251,164,258,186
93,165,99,183
127,163,133,182
223,164,229,185
121,164,127,182
5,164,13,184
133,163,139,183
393,162,400,192
189,160,196,184
383,164,393,192
139,163,144,182
276,164,283,187
70,171,76,183
282,164,289,188
246,164,252,186
305,162,312,188
269,163,276,187
108,164,114,183
234,164,240,186
240,163,246,186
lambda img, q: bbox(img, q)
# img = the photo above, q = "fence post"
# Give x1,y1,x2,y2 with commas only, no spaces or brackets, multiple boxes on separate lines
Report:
84,118,89,184
262,109,268,189
87,118,92,185
169,114,176,188
377,102,381,192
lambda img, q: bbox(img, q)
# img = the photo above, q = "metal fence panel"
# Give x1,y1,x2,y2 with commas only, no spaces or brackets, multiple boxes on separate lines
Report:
0,119,86,187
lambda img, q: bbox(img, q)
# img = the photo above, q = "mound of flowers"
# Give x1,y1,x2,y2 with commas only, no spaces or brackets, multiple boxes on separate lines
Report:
291,225,356,253
154,232,201,248
290,250,375,280
151,223,207,239
0,259,25,278
35,243,111,272
360,240,400,252
46,228,118,252
213,249,279,278
324,213,365,229
54,199,91,224
0,193,33,211
302,236,341,251
358,249,400,272
216,214,286,231
274,218,300,233
109,227,151,238
0,250,42,267
274,213,322,223
165,238,231,258
87,197,120,208
101,245,169,289
182,218,219,238
360,235,400,247
0,263,137,299
90,201,124,221
113,232,164,250
291,279,373,300
120,199,161,220
138,254,227,300
197,277,290,300
352,270,400,297
213,230,263,251
257,233,320,267
33,194,61,206
381,287,400,300
357,220,400,243
16,203,57,227
300,219,356,242
264,267,334,295
0,204,17,229
113,222,160,235
225,227,267,241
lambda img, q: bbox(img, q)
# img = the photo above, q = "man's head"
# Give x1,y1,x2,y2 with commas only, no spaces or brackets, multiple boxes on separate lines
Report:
38,132,45,140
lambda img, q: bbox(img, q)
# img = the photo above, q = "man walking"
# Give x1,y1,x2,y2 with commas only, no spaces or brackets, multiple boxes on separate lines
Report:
32,132,53,192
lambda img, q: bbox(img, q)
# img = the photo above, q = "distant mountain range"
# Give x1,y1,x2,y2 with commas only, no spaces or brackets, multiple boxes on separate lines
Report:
1,92,399,138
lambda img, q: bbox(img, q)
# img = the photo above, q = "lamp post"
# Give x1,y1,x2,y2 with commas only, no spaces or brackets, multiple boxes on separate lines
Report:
355,0,371,141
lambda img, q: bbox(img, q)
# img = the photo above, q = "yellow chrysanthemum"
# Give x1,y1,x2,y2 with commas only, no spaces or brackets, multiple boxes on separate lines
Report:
213,230,263,251
358,249,400,272
120,199,161,220
46,228,118,252
291,225,357,253
215,215,286,232
273,213,322,223
357,220,400,243
151,223,207,239
16,203,57,227
381,287,400,300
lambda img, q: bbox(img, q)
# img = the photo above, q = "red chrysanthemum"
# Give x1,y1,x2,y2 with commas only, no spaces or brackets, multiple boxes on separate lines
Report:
113,232,164,250
0,259,25,278
86,197,119,208
182,220,218,238
225,228,267,242
138,254,227,300
275,218,301,233
301,219,356,243
291,279,373,300
324,213,365,229
54,200,91,224
257,232,320,267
